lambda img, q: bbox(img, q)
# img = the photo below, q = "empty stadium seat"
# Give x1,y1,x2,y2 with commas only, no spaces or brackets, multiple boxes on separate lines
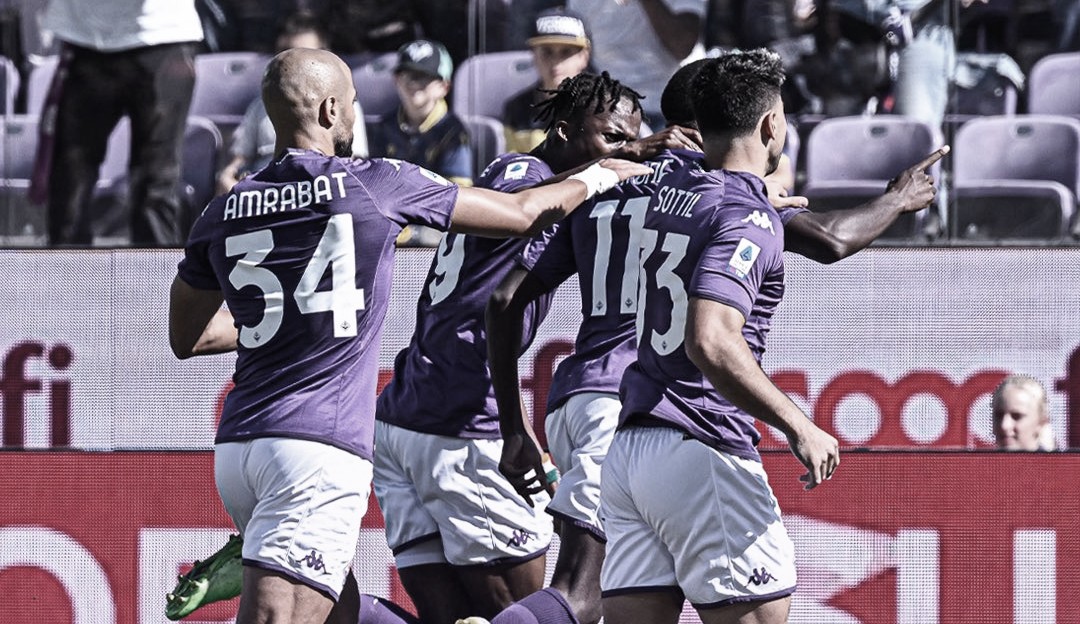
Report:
180,116,223,219
452,50,536,119
954,115,1080,195
463,115,506,176
954,114,1080,239
0,56,18,115
0,116,40,179
1028,52,1080,117
954,181,1075,241
189,53,270,128
803,115,944,241
352,52,400,119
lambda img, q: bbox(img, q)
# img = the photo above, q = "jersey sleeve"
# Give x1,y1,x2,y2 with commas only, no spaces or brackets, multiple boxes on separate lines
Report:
484,156,555,193
176,208,220,290
355,158,459,231
776,205,809,225
690,207,783,318
521,216,577,289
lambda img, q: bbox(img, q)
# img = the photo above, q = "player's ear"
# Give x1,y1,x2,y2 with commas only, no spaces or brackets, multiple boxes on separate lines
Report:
759,108,778,146
318,95,339,129
554,120,571,143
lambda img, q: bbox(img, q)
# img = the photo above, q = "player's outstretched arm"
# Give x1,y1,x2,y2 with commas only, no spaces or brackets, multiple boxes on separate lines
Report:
487,268,561,504
449,159,650,238
685,297,839,489
784,146,949,264
169,277,238,359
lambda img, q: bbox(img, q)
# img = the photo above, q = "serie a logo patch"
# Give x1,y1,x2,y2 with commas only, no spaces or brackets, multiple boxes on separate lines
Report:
727,238,761,278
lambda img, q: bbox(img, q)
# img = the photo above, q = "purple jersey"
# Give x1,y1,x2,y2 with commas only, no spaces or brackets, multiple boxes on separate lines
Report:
178,149,458,461
619,165,787,461
376,153,555,438
525,149,703,411
529,149,807,413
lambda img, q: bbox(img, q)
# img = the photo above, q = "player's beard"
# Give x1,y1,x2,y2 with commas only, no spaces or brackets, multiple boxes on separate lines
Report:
333,131,354,158
764,147,782,177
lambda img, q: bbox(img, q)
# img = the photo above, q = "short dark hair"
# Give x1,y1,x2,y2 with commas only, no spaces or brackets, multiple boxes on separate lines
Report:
691,49,784,136
660,58,710,128
532,71,644,133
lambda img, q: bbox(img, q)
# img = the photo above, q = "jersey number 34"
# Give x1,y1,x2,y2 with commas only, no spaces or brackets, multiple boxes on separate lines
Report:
225,213,367,348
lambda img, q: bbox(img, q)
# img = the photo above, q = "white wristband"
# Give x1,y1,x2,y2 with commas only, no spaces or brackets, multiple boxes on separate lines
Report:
568,163,621,199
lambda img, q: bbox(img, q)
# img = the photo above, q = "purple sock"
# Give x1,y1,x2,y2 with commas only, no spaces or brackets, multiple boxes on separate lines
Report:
490,588,579,624
359,594,421,624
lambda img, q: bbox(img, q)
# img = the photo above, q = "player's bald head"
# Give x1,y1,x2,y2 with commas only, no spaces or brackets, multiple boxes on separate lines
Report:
262,47,353,129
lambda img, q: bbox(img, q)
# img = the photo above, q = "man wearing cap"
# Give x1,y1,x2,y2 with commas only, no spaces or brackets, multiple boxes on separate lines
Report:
369,38,473,246
369,38,473,187
503,9,592,154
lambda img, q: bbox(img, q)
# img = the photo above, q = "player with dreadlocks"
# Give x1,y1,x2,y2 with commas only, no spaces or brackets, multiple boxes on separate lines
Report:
373,70,700,624
475,53,944,624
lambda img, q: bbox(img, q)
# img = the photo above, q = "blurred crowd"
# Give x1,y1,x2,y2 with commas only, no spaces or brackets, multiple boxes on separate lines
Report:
0,0,1076,246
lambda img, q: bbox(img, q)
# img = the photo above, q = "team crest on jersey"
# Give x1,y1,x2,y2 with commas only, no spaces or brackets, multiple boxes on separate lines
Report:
504,161,530,180
727,238,761,278
741,210,775,235
418,166,451,186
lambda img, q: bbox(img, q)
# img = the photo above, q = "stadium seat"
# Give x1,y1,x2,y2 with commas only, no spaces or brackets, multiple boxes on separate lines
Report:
801,181,925,241
180,116,223,218
463,115,506,177
93,116,223,241
352,52,400,119
452,50,536,119
0,180,41,243
1028,52,1080,117
26,55,59,116
803,115,944,241
0,56,18,114
953,181,1075,241
189,53,271,128
0,116,41,179
954,114,1080,238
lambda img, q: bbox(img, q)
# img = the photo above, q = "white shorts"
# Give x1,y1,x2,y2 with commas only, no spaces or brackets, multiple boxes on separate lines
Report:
373,421,552,568
214,437,372,600
544,392,620,539
600,426,796,608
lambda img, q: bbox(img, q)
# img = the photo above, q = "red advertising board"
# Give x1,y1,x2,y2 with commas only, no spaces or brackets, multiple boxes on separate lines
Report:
1,451,1076,624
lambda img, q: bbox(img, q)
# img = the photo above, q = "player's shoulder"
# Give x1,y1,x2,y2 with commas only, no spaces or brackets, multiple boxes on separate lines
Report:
349,156,453,187
708,172,784,241
478,153,553,189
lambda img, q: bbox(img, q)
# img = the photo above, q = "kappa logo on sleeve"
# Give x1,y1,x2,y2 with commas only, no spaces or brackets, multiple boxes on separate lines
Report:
727,238,761,278
504,161,530,180
418,167,451,186
741,210,776,235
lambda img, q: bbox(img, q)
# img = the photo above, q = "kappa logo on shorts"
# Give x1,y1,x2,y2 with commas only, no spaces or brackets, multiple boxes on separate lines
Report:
506,528,537,549
301,549,326,572
748,566,776,586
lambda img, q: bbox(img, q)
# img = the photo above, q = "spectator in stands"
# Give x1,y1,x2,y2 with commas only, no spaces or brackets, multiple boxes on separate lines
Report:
503,8,592,154
37,0,203,246
993,374,1056,451
567,0,706,127
216,13,369,195
368,38,470,246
